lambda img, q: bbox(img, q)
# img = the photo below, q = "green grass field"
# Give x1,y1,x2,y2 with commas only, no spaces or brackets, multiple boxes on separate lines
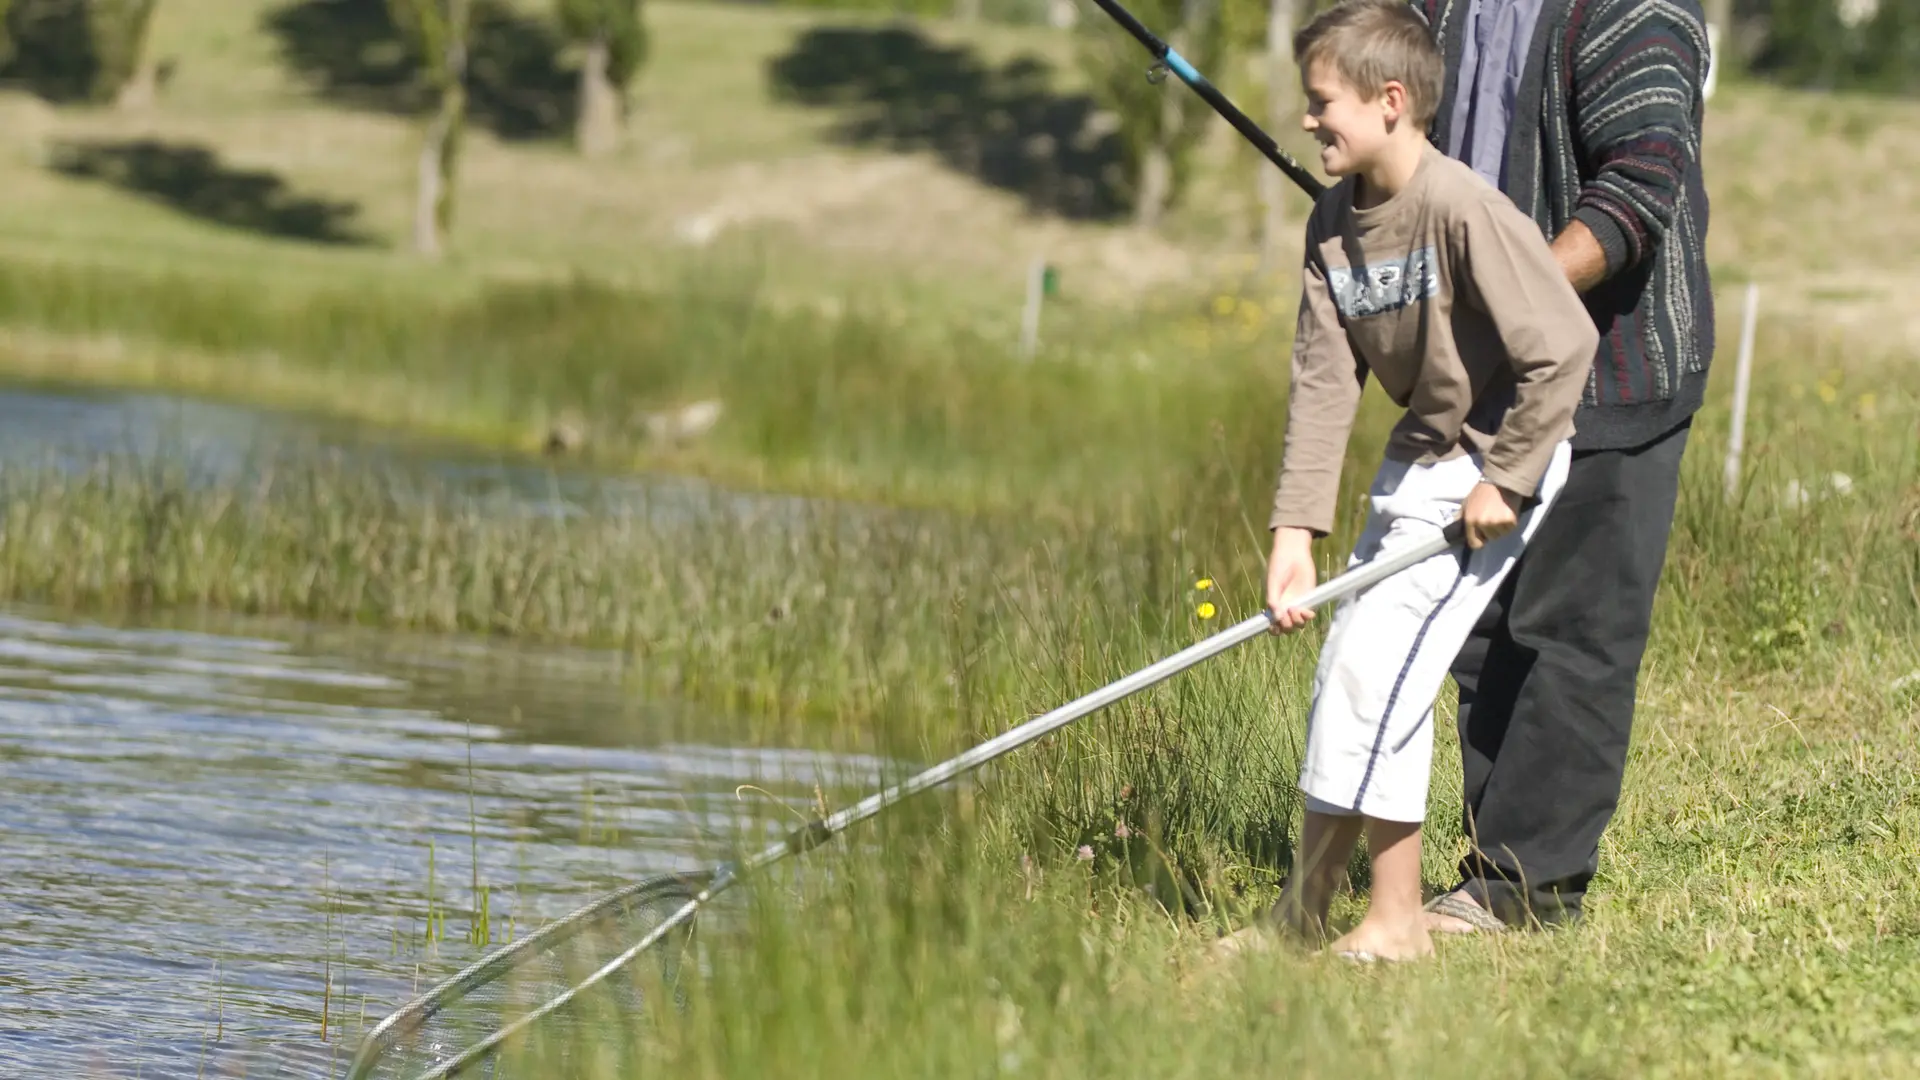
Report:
5,318,1914,1077
5,0,1920,461
3,1,1920,1076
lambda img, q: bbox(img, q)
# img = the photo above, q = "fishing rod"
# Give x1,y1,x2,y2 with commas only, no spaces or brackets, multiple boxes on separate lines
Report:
1086,0,1327,201
344,521,1465,1080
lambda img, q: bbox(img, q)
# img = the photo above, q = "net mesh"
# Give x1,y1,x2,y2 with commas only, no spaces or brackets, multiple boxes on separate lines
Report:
348,870,713,1080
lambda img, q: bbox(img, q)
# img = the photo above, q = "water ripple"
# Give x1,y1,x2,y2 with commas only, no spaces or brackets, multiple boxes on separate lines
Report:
0,606,885,1079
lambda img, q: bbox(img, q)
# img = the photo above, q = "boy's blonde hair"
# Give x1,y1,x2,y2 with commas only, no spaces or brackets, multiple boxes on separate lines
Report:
1293,0,1443,128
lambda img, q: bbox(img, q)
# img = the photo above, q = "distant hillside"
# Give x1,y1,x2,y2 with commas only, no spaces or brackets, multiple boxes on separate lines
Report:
0,0,1918,355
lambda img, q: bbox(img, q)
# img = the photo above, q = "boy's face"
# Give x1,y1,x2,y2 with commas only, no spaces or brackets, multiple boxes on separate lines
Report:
1300,59,1402,177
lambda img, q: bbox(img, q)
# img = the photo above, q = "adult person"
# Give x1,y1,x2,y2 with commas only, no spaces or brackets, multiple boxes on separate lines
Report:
1407,0,1718,933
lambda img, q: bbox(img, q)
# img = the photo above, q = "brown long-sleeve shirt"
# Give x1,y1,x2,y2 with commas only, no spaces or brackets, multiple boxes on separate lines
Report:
1269,144,1601,536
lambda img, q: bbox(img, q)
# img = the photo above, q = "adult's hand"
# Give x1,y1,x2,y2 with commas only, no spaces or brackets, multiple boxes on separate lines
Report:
1551,219,1610,294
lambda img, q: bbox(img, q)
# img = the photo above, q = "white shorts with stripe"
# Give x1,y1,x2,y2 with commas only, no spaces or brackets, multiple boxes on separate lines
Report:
1298,441,1572,824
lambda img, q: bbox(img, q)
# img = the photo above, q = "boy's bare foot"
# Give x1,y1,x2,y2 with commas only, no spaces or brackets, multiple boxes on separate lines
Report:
1266,885,1332,942
1208,890,1326,961
1327,916,1433,962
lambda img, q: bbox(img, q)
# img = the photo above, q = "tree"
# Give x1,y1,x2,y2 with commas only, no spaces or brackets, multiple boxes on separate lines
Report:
1704,0,1732,45
556,0,645,158
388,0,471,256
1751,0,1920,94
0,0,15,69
1856,0,1920,90
88,0,160,108
1257,0,1300,272
1080,0,1227,228
3,0,157,103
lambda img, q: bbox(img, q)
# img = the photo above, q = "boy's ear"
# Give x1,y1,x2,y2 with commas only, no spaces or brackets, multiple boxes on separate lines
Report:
1380,79,1410,122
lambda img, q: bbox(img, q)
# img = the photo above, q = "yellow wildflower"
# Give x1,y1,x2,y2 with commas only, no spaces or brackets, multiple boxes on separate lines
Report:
1196,601,1217,620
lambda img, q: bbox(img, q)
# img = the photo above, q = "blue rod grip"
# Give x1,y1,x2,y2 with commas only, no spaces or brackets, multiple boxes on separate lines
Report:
1163,47,1201,86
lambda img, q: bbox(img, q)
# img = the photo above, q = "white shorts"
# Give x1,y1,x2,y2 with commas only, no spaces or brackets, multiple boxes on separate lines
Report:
1298,441,1572,824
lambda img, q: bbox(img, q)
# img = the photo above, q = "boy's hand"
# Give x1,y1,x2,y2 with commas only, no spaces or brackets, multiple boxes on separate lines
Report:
1265,527,1319,634
1461,481,1523,549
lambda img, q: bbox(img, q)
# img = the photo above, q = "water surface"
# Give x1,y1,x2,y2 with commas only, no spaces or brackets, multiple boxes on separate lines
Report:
0,385,891,1078
0,381,828,525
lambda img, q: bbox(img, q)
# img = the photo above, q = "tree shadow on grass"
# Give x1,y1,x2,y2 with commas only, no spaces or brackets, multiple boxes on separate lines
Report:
766,24,1127,221
50,138,372,245
261,0,576,141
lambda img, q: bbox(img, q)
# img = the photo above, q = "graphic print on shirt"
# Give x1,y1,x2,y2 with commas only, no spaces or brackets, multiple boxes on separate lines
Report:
1328,246,1439,320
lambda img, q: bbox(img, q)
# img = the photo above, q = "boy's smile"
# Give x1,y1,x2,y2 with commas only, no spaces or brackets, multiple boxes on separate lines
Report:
1301,59,1388,177
1299,58,1427,204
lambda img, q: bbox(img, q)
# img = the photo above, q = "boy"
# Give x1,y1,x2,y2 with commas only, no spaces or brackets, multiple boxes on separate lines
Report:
1258,0,1599,961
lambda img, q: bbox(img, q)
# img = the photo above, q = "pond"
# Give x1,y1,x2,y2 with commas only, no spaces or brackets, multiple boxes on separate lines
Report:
0,382,823,524
0,385,890,1078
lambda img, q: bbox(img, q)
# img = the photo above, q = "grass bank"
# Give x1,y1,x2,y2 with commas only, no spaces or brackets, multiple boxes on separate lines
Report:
4,321,1915,1079
4,313,1912,857
348,375,1915,1078
478,720,1920,1080
0,253,1303,511
387,522,1920,1080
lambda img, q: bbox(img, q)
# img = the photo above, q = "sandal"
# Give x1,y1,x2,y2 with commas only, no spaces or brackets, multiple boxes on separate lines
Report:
1209,924,1278,959
1423,891,1508,934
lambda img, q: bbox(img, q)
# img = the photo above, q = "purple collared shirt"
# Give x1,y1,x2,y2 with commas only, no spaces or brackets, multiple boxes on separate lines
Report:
1445,0,1545,192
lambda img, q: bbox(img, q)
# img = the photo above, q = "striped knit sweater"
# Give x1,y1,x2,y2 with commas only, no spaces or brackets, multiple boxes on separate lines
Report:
1414,0,1716,451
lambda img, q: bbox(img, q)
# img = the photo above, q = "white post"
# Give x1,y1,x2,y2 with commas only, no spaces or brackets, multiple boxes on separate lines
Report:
1019,256,1045,359
1722,281,1759,500
1703,21,1720,102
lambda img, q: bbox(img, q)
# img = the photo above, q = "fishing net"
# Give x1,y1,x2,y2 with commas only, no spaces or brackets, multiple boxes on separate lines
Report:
341,523,1457,1080
346,870,714,1080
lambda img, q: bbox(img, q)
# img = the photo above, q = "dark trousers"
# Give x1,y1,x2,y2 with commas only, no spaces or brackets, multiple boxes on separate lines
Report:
1449,418,1693,926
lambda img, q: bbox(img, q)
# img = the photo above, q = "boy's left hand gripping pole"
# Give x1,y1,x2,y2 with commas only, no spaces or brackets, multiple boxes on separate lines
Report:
1084,0,1327,202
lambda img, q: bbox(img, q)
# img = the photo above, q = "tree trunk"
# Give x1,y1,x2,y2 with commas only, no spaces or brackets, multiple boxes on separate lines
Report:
1135,22,1190,229
1702,0,1731,100
413,29,467,256
576,34,619,158
1135,119,1175,228
1258,0,1299,274
0,0,19,70
89,0,159,105
438,0,468,239
434,80,465,243
410,1,468,258
114,55,160,110
112,0,162,110
414,107,447,257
